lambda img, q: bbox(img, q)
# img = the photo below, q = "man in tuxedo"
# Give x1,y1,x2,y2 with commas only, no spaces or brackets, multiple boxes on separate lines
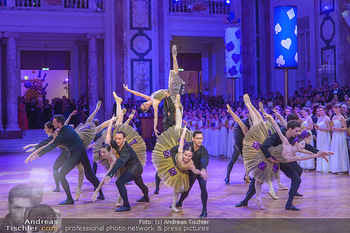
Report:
327,81,344,102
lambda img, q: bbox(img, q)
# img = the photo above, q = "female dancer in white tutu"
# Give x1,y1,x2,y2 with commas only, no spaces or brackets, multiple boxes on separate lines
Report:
298,107,315,170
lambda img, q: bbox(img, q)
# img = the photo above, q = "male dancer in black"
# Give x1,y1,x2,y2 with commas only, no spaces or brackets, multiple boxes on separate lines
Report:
235,120,319,211
154,91,176,194
105,131,149,212
225,117,252,184
25,115,104,205
170,130,209,218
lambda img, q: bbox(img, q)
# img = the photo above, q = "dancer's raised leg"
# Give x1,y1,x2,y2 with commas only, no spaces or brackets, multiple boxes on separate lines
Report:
86,101,102,123
113,92,123,125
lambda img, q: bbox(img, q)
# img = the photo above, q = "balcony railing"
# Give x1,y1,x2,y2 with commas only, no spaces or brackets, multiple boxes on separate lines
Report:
0,0,103,11
169,0,230,15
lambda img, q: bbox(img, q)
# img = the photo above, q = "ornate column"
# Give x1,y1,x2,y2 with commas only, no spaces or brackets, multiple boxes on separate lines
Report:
0,32,3,131
76,40,88,97
87,34,101,115
4,32,20,131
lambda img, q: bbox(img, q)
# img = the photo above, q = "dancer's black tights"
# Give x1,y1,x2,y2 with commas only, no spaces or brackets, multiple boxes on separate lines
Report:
226,145,241,179
155,173,161,191
177,171,208,210
115,162,148,208
58,145,102,201
53,149,69,189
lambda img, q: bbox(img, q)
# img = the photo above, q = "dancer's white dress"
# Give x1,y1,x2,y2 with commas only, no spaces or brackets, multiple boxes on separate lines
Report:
316,121,331,173
211,119,220,157
330,120,349,173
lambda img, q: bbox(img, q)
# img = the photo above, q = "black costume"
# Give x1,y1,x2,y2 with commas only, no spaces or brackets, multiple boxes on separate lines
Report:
225,118,251,183
37,125,103,204
238,127,318,209
170,141,209,213
107,141,149,210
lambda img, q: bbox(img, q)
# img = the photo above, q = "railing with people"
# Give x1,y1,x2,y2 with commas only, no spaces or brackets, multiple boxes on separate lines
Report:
169,0,231,15
0,0,103,11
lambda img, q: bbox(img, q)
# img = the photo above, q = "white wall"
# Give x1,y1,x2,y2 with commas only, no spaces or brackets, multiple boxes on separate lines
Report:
21,70,69,101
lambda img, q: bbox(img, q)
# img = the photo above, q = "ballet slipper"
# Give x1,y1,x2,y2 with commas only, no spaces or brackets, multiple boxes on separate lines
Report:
172,206,180,213
255,198,266,210
96,100,102,111
122,108,127,115
258,102,265,113
243,94,252,107
129,110,136,119
278,183,289,191
268,189,279,200
75,189,82,201
113,91,122,103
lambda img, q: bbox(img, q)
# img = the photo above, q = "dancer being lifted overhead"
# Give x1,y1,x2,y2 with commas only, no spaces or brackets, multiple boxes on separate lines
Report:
123,45,185,137
152,100,209,216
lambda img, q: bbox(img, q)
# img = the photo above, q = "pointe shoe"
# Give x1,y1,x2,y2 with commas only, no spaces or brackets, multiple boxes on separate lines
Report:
129,110,136,119
172,45,177,57
59,199,74,205
122,108,127,115
136,196,150,202
75,189,82,201
255,198,266,210
116,196,122,207
235,201,248,207
268,189,279,200
115,206,131,212
199,210,207,218
172,206,180,213
278,184,289,191
285,205,300,211
113,91,122,103
96,100,102,110
243,94,252,106
52,188,60,192
224,177,230,185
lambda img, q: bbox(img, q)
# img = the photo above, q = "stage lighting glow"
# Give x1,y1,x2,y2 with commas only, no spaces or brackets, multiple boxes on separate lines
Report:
225,0,231,4
24,75,28,80
42,68,49,70
65,78,69,82
30,168,49,184
274,6,298,69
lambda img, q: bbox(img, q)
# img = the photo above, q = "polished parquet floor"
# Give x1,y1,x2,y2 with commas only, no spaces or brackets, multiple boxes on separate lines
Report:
0,148,349,219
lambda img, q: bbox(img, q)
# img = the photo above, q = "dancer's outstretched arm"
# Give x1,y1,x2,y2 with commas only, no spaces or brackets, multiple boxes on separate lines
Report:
177,126,187,154
105,115,117,146
272,108,287,127
92,157,116,202
64,110,77,125
263,113,289,145
153,103,160,137
123,84,150,100
124,110,135,125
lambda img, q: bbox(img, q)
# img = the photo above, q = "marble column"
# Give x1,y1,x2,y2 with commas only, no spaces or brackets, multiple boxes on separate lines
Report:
4,32,20,131
87,34,101,115
76,40,88,97
0,33,3,131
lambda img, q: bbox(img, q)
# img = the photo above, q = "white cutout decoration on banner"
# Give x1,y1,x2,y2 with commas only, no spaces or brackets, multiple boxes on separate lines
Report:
274,6,298,69
225,27,242,78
